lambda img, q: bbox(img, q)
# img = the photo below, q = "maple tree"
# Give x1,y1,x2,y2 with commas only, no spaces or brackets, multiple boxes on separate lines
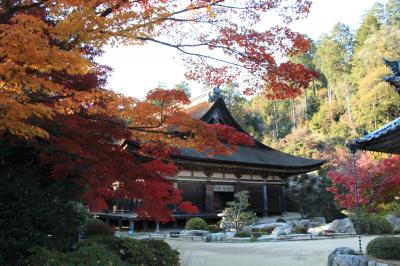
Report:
0,0,315,223
326,148,400,211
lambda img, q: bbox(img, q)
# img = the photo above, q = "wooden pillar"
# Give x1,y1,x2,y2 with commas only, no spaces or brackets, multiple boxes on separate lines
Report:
155,220,160,233
143,220,148,231
263,180,268,216
282,185,286,213
173,181,178,212
129,219,135,235
118,219,122,230
205,183,214,211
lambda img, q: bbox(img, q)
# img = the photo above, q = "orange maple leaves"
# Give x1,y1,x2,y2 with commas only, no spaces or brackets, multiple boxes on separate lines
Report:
1,0,314,221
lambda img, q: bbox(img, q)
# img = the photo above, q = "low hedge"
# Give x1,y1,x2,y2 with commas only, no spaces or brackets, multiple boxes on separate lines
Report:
185,217,208,230
234,231,249,238
28,244,128,266
367,236,400,260
29,235,179,266
120,238,179,266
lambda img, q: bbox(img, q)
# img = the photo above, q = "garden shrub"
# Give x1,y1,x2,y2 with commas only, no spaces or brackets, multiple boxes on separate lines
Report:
120,238,179,266
68,242,128,266
249,236,258,242
276,218,286,223
86,218,114,236
351,212,393,235
295,227,308,234
208,224,224,233
260,227,274,235
28,247,69,266
81,234,120,251
28,244,128,266
367,236,400,260
185,217,208,230
378,201,400,217
234,231,249,238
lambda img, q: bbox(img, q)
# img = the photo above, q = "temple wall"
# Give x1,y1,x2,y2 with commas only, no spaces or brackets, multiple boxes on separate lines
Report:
172,169,286,216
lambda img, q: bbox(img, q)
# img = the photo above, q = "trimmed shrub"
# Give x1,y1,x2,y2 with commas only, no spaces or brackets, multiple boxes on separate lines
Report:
86,218,114,236
69,242,128,266
28,244,128,266
367,236,400,260
185,218,208,230
276,218,286,223
234,231,249,238
120,238,179,266
208,224,224,233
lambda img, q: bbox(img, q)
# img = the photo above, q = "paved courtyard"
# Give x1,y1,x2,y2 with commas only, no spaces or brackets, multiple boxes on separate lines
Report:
167,236,376,266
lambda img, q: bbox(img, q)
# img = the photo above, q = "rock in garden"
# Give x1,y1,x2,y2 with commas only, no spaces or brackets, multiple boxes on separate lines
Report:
309,218,356,234
384,215,400,233
271,224,293,237
251,222,286,230
327,248,356,266
328,218,356,234
310,216,326,227
207,232,226,242
331,255,369,266
289,219,310,229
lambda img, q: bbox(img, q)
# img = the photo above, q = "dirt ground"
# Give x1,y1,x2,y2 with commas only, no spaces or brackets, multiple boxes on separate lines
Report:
167,236,377,266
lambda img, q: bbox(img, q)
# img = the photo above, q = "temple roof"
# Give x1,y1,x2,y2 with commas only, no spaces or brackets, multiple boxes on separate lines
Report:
348,59,400,155
349,117,400,154
173,90,324,174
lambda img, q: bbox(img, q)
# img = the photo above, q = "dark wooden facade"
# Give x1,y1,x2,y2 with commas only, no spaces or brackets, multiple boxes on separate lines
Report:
167,90,324,219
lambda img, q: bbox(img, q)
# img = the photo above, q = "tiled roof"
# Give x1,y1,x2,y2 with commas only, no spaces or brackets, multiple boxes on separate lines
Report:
351,117,400,154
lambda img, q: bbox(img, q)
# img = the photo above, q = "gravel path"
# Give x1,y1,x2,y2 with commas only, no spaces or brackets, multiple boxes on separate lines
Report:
167,236,377,266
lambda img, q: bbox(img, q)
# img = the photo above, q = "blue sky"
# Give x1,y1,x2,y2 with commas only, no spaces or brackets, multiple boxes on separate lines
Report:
97,0,387,99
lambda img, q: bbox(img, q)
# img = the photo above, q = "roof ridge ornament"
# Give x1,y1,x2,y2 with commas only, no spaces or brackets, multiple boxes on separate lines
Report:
383,58,400,94
208,86,223,102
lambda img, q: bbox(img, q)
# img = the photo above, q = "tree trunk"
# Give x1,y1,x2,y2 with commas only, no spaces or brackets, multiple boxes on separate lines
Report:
272,100,279,139
345,84,356,134
304,89,308,121
291,99,296,128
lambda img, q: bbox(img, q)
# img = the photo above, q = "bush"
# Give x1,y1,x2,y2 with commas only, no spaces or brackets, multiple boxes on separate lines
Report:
29,235,180,266
295,227,308,234
249,236,258,242
367,236,400,260
120,238,179,266
259,227,274,235
351,212,393,235
185,218,208,230
86,218,114,236
208,224,224,233
28,244,128,266
276,218,286,223
234,231,249,238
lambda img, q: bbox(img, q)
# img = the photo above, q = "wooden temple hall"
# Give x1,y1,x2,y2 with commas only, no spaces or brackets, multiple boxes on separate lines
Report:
95,88,324,230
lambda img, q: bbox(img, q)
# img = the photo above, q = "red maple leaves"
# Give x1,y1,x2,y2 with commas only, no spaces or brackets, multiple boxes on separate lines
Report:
326,151,400,210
